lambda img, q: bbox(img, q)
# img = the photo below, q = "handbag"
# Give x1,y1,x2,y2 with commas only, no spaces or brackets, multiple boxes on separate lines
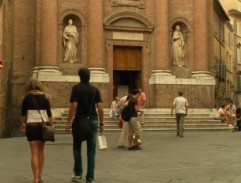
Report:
41,123,55,142
72,118,93,141
118,115,123,129
32,97,55,142
72,88,96,142
98,134,108,149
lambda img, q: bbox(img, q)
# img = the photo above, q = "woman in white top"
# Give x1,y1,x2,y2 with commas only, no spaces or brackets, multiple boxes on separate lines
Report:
20,79,54,183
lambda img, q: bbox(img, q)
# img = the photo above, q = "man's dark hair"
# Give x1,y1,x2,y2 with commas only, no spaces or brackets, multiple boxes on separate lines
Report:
178,91,183,96
78,67,90,82
132,89,140,95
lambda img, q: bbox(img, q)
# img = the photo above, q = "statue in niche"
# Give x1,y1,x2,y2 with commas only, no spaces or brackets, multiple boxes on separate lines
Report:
63,19,79,63
172,25,185,67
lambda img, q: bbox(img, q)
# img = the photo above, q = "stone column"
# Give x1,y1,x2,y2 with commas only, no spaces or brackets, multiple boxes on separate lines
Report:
87,0,105,73
152,0,171,76
192,0,210,77
33,0,60,77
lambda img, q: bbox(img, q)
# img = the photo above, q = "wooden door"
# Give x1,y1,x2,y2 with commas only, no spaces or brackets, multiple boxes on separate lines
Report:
113,46,142,98
113,46,142,70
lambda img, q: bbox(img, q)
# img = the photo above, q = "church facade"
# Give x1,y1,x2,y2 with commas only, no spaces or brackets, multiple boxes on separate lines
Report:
0,0,232,137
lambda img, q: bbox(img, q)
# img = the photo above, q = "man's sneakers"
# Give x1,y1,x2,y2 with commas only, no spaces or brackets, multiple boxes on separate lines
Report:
72,175,93,183
72,175,82,182
128,145,142,150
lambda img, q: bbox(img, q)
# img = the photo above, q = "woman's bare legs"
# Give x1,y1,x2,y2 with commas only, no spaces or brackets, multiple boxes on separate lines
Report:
38,141,45,180
29,141,45,183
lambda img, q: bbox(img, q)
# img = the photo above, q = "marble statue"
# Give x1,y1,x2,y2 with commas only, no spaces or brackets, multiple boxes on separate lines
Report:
172,25,185,67
63,19,79,63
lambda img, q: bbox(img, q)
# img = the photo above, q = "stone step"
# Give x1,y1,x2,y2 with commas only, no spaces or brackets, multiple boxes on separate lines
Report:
59,113,212,118
52,108,230,133
54,118,222,124
53,127,232,134
54,123,227,128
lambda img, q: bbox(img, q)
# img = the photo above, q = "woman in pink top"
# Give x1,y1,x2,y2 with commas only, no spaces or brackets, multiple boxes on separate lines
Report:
215,104,226,123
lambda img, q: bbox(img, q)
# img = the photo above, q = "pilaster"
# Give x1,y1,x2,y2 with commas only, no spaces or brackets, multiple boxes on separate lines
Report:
192,0,210,77
36,0,60,76
88,0,104,70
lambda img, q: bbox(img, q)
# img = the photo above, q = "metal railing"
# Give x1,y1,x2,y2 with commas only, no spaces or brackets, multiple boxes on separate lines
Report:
195,97,213,112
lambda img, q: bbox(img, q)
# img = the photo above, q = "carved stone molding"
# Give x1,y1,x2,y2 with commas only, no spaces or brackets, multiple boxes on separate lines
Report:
104,11,154,32
112,0,145,9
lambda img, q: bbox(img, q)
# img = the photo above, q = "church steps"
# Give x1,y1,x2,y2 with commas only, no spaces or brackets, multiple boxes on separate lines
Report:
53,108,231,134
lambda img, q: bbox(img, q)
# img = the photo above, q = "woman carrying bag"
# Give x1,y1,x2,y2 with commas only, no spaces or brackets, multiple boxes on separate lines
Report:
20,79,54,183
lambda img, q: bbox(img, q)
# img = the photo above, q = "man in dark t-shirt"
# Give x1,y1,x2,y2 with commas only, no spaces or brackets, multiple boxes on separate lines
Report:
66,67,104,183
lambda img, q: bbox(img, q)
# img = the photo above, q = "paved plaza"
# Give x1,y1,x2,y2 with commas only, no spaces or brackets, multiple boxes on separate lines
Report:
1,131,241,183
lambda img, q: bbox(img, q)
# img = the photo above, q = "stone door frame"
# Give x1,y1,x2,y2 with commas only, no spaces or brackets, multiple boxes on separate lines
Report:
106,39,150,105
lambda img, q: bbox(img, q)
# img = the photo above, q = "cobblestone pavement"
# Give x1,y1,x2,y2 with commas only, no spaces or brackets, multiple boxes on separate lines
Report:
1,131,241,183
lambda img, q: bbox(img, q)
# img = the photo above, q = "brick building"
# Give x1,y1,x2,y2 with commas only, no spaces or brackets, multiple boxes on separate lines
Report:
0,0,232,137
220,0,241,105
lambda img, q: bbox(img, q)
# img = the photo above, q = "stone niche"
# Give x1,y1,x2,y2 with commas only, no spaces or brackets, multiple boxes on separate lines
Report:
58,13,87,75
170,21,191,78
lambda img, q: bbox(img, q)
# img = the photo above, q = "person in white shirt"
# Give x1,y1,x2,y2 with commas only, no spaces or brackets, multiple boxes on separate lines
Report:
171,91,188,138
110,97,120,120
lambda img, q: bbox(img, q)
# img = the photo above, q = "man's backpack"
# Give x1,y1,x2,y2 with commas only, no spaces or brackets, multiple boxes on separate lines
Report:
121,104,132,121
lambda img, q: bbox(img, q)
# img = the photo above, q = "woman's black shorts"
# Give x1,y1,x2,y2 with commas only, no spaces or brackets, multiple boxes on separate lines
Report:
26,124,43,141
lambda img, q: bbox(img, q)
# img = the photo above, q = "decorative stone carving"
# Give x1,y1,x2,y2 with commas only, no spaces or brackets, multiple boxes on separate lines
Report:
63,19,79,63
172,25,185,67
112,0,145,9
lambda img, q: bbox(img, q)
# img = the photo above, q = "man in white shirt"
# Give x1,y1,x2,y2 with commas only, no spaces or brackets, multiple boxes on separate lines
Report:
171,91,188,138
110,97,120,120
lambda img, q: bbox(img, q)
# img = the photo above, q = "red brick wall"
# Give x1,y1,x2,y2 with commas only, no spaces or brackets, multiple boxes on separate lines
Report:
149,84,215,108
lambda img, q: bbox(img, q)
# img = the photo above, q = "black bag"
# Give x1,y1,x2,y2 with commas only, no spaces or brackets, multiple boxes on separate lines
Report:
72,118,94,141
32,96,55,142
121,104,132,121
42,124,55,142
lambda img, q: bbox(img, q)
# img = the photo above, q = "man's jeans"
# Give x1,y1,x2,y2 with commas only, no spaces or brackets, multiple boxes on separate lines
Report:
112,109,120,120
72,118,98,182
176,113,185,136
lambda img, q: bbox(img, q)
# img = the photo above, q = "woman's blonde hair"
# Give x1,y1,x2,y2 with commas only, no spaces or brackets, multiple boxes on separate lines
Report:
23,79,45,94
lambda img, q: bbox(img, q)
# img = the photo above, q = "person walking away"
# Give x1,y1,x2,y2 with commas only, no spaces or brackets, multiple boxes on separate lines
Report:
215,104,227,123
66,67,104,183
171,91,188,138
138,88,146,125
20,79,54,183
128,89,143,150
118,94,132,148
225,100,236,128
